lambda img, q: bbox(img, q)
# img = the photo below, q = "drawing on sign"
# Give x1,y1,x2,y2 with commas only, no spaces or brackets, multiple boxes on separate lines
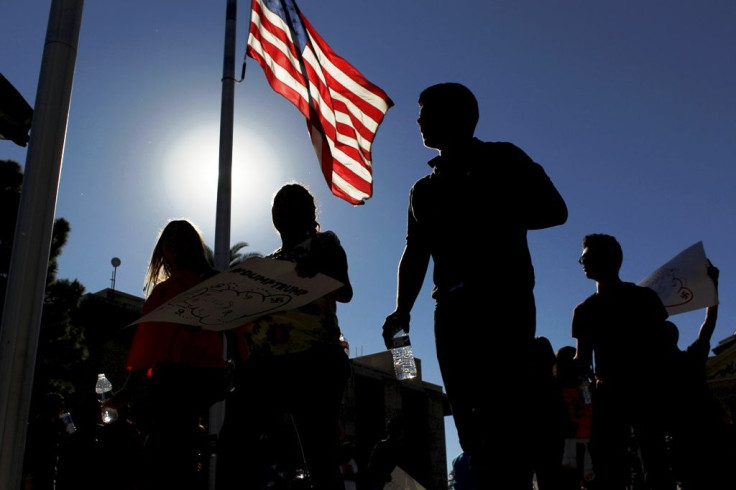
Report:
168,281,292,327
638,241,717,316
131,257,343,331
642,268,693,308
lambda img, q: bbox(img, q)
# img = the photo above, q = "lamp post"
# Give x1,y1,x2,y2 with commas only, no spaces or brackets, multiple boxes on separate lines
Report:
110,257,121,291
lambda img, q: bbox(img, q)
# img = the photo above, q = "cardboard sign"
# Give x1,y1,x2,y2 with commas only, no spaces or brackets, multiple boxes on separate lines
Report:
384,466,426,490
131,257,343,331
638,241,718,316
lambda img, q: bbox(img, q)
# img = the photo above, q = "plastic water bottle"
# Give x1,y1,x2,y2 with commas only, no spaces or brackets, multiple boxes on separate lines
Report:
59,411,77,434
95,373,118,424
581,379,592,405
390,329,417,381
339,333,350,357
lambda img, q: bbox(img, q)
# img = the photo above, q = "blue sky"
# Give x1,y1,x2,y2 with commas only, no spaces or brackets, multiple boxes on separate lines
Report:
3,0,736,475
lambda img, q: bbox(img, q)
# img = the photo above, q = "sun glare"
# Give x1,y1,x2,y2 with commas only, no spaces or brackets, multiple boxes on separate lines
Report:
161,123,285,230
163,124,219,212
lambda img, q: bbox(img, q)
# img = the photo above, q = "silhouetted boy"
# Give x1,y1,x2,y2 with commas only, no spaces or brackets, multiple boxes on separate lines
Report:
572,234,675,490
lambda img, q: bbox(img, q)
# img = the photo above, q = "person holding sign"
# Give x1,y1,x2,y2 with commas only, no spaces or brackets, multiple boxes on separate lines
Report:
112,219,238,490
217,183,353,490
572,233,675,490
662,262,734,489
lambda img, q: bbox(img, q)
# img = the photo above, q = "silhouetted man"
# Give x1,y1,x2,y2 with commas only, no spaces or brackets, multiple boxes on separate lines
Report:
662,262,734,488
382,82,568,489
573,233,675,490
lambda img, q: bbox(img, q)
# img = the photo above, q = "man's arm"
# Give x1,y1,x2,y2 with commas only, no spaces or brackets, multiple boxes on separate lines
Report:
573,338,593,373
524,163,568,230
496,143,568,230
571,304,595,383
573,337,598,389
697,261,720,345
382,242,430,348
395,242,430,315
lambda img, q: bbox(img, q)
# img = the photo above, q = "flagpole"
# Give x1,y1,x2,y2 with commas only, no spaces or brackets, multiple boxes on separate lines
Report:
214,0,236,270
209,0,237,488
0,1,84,489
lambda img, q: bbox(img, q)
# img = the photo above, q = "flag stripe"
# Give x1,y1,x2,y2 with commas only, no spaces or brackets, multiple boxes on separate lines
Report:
249,0,388,194
302,15,392,124
247,0,393,205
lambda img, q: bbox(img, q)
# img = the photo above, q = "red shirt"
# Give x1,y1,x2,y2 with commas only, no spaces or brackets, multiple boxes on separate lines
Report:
561,386,592,439
127,269,227,372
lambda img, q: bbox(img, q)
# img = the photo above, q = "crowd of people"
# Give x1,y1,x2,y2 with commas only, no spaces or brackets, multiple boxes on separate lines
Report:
449,247,731,490
22,82,734,490
382,83,734,490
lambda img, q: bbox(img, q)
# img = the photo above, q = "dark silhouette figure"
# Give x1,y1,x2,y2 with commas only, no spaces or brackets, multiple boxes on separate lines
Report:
555,346,595,490
572,233,675,490
217,183,353,490
529,336,569,490
22,392,68,490
381,82,568,489
662,262,734,489
338,440,359,490
364,417,403,490
111,219,235,490
448,451,475,490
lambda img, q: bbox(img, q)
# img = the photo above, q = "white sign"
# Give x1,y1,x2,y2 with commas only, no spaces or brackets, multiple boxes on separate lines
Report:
384,466,426,490
638,241,718,316
131,257,343,331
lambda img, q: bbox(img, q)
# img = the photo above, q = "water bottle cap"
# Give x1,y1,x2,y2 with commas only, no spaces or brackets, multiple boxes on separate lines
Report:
97,373,105,378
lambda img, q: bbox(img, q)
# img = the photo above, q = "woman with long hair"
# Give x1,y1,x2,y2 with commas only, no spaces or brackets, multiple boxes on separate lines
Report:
114,219,235,490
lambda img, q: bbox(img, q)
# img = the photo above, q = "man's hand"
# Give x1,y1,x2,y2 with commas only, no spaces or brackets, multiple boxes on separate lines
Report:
706,259,719,287
382,311,410,349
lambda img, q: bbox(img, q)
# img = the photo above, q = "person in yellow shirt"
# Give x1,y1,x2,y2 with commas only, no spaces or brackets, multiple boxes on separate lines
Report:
217,183,353,490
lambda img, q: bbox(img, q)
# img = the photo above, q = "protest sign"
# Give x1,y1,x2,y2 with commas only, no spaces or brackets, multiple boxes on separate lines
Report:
638,241,718,315
384,466,426,490
131,257,343,331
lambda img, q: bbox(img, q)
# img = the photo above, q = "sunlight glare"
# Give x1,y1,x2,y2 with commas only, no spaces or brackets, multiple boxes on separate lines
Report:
161,123,284,230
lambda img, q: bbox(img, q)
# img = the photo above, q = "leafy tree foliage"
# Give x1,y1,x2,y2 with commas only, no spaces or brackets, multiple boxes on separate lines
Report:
205,240,263,269
37,279,88,395
0,159,87,401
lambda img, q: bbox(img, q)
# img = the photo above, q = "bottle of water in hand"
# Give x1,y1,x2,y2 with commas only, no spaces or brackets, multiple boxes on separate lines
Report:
60,411,77,434
390,329,417,381
95,373,118,424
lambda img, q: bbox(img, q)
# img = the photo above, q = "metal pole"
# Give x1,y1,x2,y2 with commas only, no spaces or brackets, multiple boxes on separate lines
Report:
0,1,84,489
214,0,237,272
209,0,237,488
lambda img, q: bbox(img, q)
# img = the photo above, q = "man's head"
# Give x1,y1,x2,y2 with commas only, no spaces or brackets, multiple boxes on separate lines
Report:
579,233,623,282
662,320,680,350
555,345,581,381
417,82,478,151
271,182,319,238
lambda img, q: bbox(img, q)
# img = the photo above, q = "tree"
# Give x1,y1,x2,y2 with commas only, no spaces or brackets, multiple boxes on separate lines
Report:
36,279,88,395
0,159,87,399
205,240,262,269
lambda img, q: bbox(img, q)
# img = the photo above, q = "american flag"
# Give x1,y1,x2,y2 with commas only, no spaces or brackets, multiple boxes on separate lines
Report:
246,0,394,205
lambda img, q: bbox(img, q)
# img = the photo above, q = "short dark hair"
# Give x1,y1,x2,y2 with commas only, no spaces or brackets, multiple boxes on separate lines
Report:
272,182,320,234
556,345,577,362
582,233,623,270
418,82,479,131
662,320,680,347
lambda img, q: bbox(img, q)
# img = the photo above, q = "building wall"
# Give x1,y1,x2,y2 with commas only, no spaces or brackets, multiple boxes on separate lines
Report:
343,352,449,490
708,333,736,422
89,290,451,488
